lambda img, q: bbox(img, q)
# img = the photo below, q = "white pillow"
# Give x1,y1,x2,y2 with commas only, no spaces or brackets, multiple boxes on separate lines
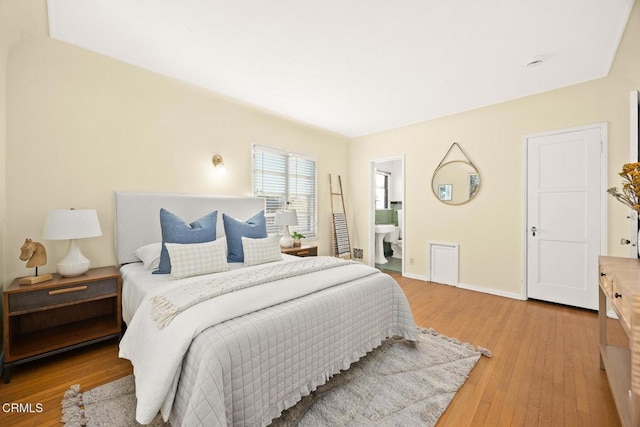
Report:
241,235,282,267
134,242,162,270
165,239,229,279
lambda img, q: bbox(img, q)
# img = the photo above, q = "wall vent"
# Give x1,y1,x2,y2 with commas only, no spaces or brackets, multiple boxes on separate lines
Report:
429,242,459,286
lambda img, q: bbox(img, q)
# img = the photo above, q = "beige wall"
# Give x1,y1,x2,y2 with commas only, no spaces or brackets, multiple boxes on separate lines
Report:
2,0,350,285
348,2,640,296
1,1,50,288
1,3,8,293
3,0,640,298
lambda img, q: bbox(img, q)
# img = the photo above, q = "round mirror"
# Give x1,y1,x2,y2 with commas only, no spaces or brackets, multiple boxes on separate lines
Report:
431,160,480,205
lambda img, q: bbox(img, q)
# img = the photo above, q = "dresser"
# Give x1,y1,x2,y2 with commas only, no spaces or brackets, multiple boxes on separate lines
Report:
598,256,640,426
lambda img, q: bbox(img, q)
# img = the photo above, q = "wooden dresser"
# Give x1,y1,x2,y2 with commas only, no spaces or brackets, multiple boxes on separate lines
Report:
598,256,640,426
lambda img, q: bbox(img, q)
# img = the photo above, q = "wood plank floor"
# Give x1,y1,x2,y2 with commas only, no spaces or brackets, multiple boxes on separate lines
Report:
0,273,626,426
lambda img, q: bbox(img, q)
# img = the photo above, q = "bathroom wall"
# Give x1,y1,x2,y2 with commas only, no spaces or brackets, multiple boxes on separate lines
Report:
375,159,403,227
375,209,393,224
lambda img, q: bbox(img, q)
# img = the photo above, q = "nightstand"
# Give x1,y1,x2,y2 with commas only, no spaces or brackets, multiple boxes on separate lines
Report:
281,245,318,257
2,266,121,383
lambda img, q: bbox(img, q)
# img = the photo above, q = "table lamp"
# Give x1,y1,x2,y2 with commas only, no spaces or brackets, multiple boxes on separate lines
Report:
274,210,298,248
43,208,102,277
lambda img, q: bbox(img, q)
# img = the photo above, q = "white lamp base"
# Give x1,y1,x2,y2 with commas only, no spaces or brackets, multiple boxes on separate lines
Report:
57,239,91,277
280,225,294,248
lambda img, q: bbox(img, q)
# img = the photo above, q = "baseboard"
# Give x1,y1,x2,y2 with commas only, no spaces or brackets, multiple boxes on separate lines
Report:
402,272,429,282
400,274,525,300
457,282,525,300
400,275,603,306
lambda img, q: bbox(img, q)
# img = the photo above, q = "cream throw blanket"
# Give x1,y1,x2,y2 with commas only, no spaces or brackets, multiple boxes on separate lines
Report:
151,256,355,327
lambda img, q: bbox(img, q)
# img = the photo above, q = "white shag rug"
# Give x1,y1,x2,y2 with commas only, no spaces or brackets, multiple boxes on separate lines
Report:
62,328,491,426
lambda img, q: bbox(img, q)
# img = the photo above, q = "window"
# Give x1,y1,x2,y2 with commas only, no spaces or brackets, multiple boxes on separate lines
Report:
252,144,317,239
375,170,390,209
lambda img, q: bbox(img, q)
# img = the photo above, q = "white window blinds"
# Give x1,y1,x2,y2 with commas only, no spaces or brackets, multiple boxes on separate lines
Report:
252,144,317,239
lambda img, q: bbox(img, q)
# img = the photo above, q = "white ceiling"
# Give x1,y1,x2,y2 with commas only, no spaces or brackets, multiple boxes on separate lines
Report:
47,0,634,137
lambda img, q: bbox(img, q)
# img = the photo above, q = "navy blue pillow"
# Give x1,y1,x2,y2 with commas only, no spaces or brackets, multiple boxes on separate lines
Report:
155,208,218,274
223,211,267,262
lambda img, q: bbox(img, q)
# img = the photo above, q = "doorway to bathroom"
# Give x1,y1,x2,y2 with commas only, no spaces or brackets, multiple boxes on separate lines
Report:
370,156,404,274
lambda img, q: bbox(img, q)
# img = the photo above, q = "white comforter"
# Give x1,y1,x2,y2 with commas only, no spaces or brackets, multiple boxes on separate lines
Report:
119,258,383,424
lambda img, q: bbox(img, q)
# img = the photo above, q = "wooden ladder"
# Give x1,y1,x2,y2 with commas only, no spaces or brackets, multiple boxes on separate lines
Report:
329,174,352,259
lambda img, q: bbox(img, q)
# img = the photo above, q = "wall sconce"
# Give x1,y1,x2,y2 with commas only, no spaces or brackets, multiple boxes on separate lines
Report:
212,154,226,174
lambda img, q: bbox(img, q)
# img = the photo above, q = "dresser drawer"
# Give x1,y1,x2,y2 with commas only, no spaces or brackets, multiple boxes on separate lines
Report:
599,269,613,298
8,279,117,313
291,247,317,257
611,280,632,333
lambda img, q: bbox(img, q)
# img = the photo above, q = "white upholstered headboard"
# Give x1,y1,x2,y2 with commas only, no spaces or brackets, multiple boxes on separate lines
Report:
115,192,265,265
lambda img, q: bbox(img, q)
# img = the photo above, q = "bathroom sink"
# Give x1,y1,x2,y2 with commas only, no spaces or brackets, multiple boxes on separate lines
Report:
374,224,396,264
374,224,396,234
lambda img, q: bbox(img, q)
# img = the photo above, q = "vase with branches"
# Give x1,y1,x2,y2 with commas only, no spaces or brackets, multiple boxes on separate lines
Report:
608,162,640,256
608,162,640,214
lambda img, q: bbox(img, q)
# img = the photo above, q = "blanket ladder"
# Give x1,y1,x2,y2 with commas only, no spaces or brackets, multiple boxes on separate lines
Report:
329,174,352,259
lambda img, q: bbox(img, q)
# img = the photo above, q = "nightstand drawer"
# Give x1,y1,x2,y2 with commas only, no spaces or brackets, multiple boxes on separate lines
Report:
291,247,317,257
282,245,318,257
8,279,117,313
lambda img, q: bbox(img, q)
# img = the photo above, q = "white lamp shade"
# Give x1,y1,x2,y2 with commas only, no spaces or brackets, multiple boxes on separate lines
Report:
274,210,298,249
43,209,102,276
274,210,298,226
43,209,102,240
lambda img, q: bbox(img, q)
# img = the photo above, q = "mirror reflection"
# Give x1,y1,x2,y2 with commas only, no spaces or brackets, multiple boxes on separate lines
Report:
431,160,480,205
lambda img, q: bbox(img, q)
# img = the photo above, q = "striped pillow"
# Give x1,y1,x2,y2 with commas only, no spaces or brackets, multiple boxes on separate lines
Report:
241,235,282,267
164,239,229,279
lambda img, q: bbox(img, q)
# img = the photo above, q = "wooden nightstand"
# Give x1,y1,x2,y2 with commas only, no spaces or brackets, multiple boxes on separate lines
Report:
2,266,121,383
281,245,318,257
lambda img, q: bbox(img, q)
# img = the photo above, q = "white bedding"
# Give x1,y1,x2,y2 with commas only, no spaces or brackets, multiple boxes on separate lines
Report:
171,270,416,426
119,257,389,424
119,255,301,324
114,193,417,426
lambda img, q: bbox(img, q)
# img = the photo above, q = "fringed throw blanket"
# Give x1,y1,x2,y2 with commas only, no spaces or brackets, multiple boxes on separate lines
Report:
151,256,355,327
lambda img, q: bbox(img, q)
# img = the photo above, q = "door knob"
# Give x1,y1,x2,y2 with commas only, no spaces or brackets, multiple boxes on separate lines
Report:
531,226,537,237
621,238,631,245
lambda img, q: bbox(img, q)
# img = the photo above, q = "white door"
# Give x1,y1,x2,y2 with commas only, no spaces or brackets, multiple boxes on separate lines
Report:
526,125,604,310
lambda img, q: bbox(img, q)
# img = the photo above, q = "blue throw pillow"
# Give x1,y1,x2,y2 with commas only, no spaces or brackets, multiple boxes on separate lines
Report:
223,211,267,262
155,208,218,274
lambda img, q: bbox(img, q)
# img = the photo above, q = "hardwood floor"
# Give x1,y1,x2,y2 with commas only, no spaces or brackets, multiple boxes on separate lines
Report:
393,273,625,426
0,273,626,426
0,340,132,427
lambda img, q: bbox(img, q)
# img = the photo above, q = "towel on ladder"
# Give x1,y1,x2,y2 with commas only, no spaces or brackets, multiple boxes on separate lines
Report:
332,213,350,256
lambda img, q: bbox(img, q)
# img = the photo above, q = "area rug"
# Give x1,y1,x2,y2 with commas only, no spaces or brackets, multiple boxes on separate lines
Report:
61,328,491,426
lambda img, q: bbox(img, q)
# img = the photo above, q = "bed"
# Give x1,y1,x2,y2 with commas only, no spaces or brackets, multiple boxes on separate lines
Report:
115,192,417,426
